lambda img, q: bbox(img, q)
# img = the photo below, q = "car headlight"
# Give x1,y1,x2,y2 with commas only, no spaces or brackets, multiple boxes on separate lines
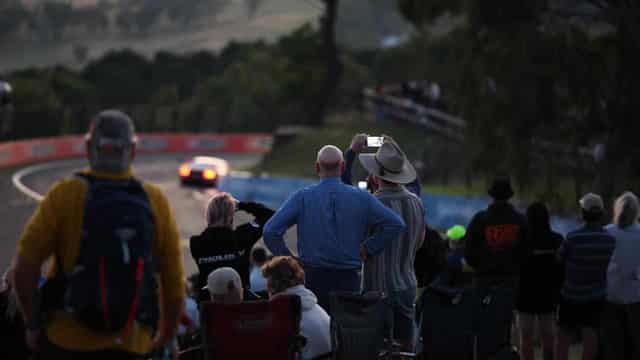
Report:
203,169,217,180
179,165,191,177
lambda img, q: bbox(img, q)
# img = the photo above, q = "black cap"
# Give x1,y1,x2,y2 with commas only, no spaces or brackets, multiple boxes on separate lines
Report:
488,177,514,200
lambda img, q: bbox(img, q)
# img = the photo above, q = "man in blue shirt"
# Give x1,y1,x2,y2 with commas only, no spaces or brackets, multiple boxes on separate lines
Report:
556,193,615,360
263,145,406,310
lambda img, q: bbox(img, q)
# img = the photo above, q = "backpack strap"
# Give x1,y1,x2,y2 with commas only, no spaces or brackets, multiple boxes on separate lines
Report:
74,172,144,190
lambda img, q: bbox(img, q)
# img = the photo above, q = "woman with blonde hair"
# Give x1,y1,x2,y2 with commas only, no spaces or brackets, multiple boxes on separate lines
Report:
190,192,274,302
603,191,640,359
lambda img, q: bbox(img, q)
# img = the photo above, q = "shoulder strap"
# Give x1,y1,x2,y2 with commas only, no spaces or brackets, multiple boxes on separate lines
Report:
74,172,144,190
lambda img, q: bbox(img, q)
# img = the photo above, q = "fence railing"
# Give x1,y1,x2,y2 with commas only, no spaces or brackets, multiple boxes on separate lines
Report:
362,86,595,165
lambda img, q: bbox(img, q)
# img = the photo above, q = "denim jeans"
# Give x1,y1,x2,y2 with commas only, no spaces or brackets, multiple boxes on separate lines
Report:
303,265,361,311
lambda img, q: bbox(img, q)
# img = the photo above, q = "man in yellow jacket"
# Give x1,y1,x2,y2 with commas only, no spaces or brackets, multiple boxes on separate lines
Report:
12,110,185,359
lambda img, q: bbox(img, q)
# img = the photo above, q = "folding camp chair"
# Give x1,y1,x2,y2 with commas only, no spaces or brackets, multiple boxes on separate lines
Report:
418,284,519,360
419,284,475,360
330,291,416,360
200,294,304,360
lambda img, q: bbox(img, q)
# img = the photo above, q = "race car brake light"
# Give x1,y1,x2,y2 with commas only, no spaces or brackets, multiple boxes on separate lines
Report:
203,169,217,180
179,165,191,177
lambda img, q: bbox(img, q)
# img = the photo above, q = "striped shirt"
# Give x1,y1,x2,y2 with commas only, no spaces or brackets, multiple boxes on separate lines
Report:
559,225,615,302
362,185,426,293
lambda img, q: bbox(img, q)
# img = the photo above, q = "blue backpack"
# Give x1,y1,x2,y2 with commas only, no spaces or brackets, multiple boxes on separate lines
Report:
60,174,159,337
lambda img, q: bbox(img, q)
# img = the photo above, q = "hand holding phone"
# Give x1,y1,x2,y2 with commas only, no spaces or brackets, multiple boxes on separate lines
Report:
367,136,384,147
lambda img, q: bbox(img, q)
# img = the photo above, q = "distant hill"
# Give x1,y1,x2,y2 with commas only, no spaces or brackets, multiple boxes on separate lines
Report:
1,0,413,72
1,0,319,72
337,0,412,49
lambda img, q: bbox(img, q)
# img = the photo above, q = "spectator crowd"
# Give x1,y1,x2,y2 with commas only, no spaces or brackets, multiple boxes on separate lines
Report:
1,111,639,360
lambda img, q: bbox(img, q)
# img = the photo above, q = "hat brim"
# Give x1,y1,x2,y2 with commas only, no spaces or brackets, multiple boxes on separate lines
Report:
358,153,417,184
487,187,514,200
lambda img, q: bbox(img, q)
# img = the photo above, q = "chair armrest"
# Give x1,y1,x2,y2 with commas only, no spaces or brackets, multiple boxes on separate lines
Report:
310,351,333,360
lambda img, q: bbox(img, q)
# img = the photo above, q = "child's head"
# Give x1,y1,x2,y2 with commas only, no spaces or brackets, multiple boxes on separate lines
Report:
251,246,269,266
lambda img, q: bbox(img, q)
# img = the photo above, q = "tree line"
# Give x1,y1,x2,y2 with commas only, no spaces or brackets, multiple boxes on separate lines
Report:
1,24,370,140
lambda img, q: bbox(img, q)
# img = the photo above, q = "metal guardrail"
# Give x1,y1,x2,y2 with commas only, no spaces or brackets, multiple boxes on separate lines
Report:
363,86,595,163
362,87,466,141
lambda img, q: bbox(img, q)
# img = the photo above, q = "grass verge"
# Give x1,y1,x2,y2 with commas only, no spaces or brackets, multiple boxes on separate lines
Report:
256,111,437,178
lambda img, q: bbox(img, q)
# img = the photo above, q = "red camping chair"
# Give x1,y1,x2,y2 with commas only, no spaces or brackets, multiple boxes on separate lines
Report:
200,294,304,360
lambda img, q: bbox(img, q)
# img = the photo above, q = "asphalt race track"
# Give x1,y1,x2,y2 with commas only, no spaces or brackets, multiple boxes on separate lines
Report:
0,153,294,277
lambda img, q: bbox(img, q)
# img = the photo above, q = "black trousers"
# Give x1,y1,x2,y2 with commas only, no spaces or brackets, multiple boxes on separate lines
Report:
35,336,146,360
601,302,640,360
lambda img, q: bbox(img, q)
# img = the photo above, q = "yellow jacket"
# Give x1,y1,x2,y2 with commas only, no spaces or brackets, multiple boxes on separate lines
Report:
17,168,185,355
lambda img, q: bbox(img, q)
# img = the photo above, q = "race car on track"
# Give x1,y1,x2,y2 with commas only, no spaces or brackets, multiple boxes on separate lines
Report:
179,156,229,187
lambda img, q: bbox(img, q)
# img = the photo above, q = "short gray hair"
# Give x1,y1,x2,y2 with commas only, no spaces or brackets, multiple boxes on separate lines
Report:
613,191,640,228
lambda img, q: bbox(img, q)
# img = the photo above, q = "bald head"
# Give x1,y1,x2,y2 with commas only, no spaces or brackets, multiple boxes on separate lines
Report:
316,145,344,177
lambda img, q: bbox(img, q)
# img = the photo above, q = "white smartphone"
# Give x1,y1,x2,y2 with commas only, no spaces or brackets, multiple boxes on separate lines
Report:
367,136,384,147
357,181,368,190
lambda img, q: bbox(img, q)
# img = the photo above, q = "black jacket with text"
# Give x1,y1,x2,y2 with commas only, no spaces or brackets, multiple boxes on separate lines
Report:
190,202,274,293
464,202,530,286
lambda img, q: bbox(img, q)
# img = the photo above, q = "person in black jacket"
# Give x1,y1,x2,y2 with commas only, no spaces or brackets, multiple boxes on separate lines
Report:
190,192,274,302
414,226,447,288
516,202,563,360
465,177,530,288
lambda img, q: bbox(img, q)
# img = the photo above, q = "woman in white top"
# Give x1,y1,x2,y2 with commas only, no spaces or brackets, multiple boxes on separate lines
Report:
603,192,640,360
262,256,332,360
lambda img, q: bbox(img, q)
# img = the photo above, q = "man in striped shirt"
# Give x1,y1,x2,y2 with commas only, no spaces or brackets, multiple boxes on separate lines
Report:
358,138,426,351
556,193,615,360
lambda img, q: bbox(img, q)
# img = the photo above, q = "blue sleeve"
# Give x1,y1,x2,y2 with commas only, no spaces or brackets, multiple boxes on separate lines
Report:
263,191,301,257
362,195,406,256
341,148,356,185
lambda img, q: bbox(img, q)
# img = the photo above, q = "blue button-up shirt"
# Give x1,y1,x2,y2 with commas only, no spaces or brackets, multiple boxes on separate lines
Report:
263,177,406,269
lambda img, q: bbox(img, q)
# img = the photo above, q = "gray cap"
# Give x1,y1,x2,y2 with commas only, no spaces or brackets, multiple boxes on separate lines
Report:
87,110,136,146
579,193,604,212
86,110,137,173
204,267,243,304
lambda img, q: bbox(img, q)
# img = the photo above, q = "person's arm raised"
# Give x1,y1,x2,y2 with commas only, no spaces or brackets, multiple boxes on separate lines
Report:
341,133,367,185
236,201,276,249
238,201,275,227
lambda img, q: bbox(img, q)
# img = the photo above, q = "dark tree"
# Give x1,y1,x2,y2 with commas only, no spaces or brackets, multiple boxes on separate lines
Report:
311,0,343,127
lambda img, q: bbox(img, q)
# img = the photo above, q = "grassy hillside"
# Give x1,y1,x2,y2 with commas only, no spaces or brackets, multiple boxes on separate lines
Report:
256,111,483,195
257,111,582,212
